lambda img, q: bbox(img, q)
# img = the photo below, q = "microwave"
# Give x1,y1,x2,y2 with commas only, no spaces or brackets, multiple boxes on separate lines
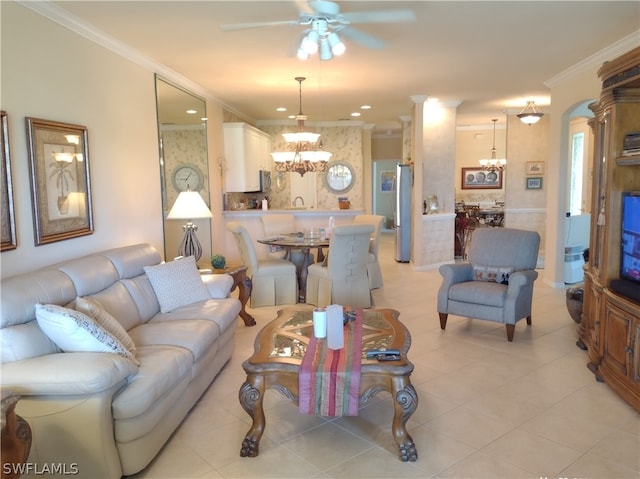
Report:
259,170,271,193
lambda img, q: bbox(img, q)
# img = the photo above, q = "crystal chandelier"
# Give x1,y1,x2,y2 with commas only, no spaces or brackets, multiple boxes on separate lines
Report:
271,77,332,176
479,119,506,171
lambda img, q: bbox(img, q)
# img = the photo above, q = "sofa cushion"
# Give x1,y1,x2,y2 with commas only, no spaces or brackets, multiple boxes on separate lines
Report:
121,276,161,322
449,281,507,307
35,304,138,364
111,345,192,422
144,256,210,313
473,264,513,284
150,298,241,339
75,296,137,355
128,319,218,363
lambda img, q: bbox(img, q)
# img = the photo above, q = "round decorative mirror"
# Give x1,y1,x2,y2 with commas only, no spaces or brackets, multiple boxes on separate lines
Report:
323,161,355,194
274,172,286,191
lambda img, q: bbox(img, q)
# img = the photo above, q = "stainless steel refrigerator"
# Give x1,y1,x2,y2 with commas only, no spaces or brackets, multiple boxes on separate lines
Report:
394,164,412,262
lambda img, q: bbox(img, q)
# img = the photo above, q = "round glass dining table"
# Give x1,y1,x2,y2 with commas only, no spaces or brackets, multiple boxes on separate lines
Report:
257,234,330,303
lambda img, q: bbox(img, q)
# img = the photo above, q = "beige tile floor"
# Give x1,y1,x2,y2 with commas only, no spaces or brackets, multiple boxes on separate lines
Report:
130,233,639,479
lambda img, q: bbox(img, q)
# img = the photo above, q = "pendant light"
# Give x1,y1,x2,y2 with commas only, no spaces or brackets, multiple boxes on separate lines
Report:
479,119,506,171
271,77,332,176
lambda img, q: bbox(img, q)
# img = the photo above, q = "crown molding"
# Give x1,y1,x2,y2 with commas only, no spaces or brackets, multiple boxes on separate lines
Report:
545,31,640,88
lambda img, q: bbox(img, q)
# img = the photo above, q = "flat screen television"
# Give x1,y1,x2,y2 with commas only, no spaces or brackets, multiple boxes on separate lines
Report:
621,192,640,283
613,192,640,303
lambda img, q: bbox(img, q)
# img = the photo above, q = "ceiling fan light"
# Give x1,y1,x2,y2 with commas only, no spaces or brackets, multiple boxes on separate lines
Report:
327,32,345,56
301,30,319,54
319,38,333,61
296,48,310,60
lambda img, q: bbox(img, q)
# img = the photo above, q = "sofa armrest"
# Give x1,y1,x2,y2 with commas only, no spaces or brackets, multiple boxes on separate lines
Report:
201,273,234,298
2,352,138,396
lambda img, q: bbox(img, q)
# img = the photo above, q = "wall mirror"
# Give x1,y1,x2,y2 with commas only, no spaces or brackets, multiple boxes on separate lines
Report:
323,161,355,194
155,76,211,265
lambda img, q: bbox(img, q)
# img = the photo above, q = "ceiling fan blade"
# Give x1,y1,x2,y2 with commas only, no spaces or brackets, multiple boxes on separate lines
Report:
336,26,385,50
220,20,300,31
294,0,315,15
340,9,416,24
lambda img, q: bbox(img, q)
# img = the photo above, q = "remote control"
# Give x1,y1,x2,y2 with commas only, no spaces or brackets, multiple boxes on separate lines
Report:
365,349,400,359
375,354,401,362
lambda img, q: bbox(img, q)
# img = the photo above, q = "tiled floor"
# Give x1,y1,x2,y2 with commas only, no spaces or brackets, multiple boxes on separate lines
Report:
130,233,639,479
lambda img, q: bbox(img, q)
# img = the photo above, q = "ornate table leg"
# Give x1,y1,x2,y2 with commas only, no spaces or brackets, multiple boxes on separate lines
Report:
391,377,418,462
298,247,312,303
238,374,265,457
2,392,32,479
235,272,255,326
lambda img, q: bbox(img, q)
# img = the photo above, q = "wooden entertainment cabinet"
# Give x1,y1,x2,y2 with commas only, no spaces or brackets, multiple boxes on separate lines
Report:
580,46,640,412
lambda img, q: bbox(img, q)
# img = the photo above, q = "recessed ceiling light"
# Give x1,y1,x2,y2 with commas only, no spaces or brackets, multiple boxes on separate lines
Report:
288,114,296,119
351,112,361,117
360,105,371,110
201,117,208,122
186,109,197,114
276,107,287,112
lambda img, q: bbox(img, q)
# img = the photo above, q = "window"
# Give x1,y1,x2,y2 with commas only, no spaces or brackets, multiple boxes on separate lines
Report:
569,132,584,216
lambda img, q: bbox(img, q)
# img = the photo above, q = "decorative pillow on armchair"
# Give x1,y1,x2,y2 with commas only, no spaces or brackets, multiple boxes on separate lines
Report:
143,256,210,313
473,264,513,285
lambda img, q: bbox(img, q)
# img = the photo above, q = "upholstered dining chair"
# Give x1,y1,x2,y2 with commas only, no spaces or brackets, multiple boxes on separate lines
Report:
353,214,385,289
306,224,374,308
226,221,297,307
437,227,540,342
261,214,310,269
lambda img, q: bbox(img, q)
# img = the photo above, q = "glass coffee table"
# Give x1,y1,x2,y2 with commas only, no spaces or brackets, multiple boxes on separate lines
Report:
239,307,418,462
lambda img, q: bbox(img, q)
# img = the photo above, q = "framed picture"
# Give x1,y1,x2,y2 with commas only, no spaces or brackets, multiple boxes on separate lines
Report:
526,177,543,189
1,111,17,251
526,161,544,175
461,167,502,190
380,170,395,192
26,117,93,245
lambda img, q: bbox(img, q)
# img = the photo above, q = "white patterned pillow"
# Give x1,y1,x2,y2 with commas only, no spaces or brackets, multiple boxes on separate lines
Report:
143,256,210,313
35,304,138,364
473,264,513,284
75,296,137,355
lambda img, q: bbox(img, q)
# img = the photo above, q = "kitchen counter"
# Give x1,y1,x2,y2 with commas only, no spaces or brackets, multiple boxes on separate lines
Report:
223,208,364,217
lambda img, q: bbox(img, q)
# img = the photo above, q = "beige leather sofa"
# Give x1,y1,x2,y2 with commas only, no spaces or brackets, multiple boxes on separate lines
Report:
1,244,241,478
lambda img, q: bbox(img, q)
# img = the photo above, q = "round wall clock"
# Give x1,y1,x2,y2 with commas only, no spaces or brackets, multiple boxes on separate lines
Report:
172,164,204,192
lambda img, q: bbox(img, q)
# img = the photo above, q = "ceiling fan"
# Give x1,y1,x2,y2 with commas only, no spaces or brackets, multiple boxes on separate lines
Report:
220,0,416,57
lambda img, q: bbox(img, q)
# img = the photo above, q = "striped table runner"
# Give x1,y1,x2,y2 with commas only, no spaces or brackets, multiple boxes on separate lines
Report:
299,309,363,417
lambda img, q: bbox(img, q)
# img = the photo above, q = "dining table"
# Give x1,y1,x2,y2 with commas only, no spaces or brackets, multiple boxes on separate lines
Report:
257,234,330,303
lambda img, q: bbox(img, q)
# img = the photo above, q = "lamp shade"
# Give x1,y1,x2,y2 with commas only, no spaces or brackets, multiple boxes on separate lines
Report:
167,191,212,220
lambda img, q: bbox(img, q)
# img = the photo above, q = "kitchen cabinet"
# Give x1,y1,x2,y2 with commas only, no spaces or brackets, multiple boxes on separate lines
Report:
224,123,271,192
581,46,640,412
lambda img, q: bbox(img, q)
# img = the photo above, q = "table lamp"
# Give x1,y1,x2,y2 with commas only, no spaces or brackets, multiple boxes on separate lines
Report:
166,190,212,262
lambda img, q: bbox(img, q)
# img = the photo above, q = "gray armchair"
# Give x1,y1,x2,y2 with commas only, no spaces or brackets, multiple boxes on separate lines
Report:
437,228,540,342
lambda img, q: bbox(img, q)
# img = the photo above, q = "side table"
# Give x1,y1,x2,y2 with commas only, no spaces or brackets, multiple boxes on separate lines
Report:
212,265,256,326
1,392,32,479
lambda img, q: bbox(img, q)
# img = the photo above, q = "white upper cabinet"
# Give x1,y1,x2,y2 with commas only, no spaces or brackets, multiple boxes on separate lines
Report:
223,123,271,192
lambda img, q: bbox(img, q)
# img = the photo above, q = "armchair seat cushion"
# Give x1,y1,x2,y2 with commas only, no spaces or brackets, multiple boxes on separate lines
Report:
449,281,507,307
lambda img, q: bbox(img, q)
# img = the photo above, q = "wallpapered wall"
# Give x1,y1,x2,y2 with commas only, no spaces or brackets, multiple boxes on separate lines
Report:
161,127,210,211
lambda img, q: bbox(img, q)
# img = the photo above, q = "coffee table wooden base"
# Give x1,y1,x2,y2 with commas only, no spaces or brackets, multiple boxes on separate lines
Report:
238,367,418,462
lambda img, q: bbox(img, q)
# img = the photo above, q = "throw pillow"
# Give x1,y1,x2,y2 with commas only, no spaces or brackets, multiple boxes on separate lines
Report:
75,296,137,355
143,256,210,313
473,264,513,285
35,304,138,364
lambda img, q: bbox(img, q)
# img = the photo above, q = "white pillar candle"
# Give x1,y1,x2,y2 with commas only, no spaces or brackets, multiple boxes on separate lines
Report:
326,304,344,350
313,308,327,338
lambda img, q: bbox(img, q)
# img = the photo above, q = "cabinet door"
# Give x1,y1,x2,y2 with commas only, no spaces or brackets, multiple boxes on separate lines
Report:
603,299,632,378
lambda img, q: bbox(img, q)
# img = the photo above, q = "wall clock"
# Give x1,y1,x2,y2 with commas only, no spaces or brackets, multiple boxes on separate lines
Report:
172,164,204,192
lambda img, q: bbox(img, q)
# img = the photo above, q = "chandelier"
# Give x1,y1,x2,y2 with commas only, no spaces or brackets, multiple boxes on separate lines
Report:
517,100,544,125
271,77,332,176
479,119,506,171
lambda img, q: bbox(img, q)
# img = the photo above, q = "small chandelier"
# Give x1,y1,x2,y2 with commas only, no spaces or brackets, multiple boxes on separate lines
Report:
517,101,544,125
479,119,506,171
271,77,332,176
297,19,346,61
